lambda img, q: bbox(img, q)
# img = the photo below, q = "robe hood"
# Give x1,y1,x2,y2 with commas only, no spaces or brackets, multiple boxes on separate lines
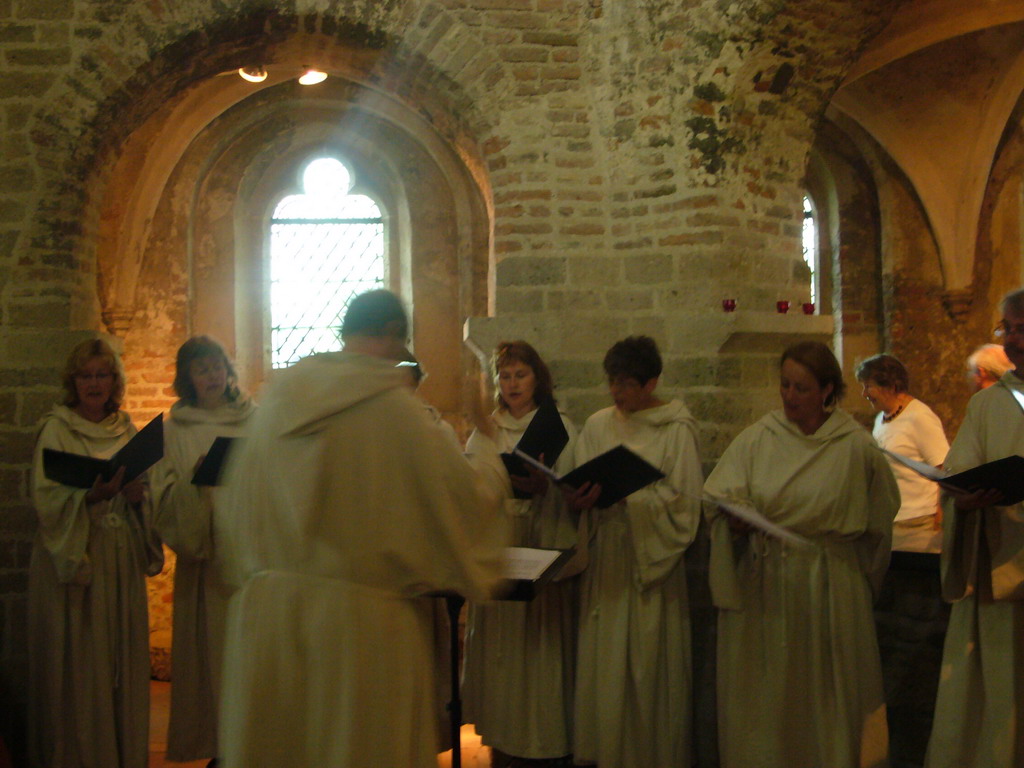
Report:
260,351,406,437
492,400,569,431
998,369,1024,393
42,404,132,441
614,398,696,429
170,396,257,426
763,407,862,444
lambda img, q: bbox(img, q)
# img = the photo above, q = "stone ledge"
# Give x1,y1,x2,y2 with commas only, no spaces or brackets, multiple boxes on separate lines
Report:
464,311,835,358
717,311,835,353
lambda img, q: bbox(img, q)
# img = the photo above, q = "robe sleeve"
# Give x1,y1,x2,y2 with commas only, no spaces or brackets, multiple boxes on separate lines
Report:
134,491,166,577
940,397,987,601
702,428,755,610
860,440,900,597
31,419,93,584
150,451,213,560
623,420,703,591
464,429,513,514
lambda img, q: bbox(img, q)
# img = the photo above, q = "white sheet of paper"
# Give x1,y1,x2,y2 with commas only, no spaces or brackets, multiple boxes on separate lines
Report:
502,547,561,581
701,494,814,548
513,448,560,481
879,447,948,481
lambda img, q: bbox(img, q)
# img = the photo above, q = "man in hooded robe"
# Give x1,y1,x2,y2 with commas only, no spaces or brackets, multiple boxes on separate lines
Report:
216,289,508,768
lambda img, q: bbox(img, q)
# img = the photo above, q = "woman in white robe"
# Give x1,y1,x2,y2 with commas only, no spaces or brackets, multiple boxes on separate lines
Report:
149,336,256,765
28,338,163,768
568,335,703,768
462,341,580,764
704,340,899,768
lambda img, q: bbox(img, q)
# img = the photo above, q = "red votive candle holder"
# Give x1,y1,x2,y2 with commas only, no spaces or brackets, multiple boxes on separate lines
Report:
802,302,815,315
776,300,790,314
722,299,736,312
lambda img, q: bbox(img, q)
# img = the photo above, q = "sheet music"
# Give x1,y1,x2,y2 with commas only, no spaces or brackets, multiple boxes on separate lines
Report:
701,494,814,548
879,447,948,481
502,547,562,580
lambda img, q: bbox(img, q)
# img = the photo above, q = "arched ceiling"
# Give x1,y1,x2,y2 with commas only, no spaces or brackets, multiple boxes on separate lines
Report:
831,0,1024,294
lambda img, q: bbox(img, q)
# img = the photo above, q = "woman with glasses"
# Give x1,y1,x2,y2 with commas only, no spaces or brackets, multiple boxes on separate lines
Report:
149,337,255,767
856,354,948,553
28,338,163,768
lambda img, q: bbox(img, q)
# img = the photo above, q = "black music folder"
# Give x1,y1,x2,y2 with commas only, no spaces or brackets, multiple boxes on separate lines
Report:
943,456,1024,506
500,397,570,499
517,444,666,509
883,448,1024,506
191,436,238,487
42,413,164,488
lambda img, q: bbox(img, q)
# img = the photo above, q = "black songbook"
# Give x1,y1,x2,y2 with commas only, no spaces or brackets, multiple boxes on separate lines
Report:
500,397,570,499
943,456,1024,506
42,413,164,488
559,445,666,508
883,448,1024,507
517,444,666,509
498,547,578,601
191,436,238,487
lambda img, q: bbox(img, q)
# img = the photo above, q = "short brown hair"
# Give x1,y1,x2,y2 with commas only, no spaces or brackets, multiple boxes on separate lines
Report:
781,341,846,407
61,338,126,414
603,336,662,384
340,289,408,340
492,340,555,411
854,354,909,393
173,336,240,405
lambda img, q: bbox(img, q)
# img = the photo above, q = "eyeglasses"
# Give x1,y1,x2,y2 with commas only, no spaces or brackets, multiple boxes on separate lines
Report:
994,321,1024,339
75,372,113,382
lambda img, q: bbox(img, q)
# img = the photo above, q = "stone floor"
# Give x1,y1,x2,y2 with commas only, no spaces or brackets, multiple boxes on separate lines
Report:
148,680,492,768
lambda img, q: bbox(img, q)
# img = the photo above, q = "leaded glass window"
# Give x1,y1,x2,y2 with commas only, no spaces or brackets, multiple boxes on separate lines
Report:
802,195,818,306
270,157,385,368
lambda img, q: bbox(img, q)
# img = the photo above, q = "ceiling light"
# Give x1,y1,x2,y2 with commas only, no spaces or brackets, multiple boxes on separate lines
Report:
238,66,268,83
298,68,327,85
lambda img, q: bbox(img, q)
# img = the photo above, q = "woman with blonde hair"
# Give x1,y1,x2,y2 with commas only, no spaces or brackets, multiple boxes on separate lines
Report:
150,336,256,767
28,338,163,768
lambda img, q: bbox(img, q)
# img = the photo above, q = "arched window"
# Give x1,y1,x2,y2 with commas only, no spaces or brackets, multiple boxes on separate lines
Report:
802,194,818,306
269,157,385,368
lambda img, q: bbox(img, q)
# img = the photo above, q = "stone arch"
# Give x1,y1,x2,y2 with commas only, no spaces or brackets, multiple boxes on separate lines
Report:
19,5,512,340
116,72,490,426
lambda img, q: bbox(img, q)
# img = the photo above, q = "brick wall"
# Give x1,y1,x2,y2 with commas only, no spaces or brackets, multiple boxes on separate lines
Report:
0,0,943,761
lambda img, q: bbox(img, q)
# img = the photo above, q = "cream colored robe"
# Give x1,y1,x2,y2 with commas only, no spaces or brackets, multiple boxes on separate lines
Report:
215,351,509,768
149,398,255,761
926,372,1024,768
28,406,164,768
462,406,579,759
572,400,702,768
704,409,899,768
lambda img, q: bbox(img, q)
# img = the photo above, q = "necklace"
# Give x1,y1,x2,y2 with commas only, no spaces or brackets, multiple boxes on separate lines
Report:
882,403,905,423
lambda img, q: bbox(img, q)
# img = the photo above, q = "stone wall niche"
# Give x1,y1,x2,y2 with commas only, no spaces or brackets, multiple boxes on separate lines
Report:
117,78,490,428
